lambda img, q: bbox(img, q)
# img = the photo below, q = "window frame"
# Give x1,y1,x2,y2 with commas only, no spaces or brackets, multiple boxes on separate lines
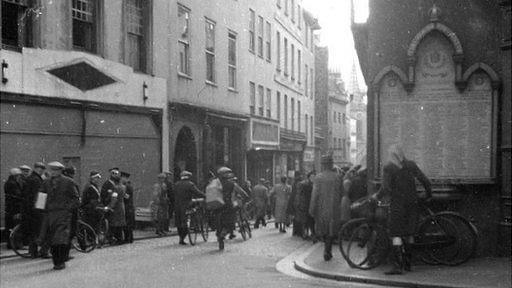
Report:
291,44,295,81
249,9,255,53
276,31,281,72
177,4,191,76
257,15,264,58
72,0,99,53
265,21,271,62
205,18,216,84
284,37,288,76
124,0,150,73
228,30,237,90
297,49,301,84
258,85,265,116
266,88,272,118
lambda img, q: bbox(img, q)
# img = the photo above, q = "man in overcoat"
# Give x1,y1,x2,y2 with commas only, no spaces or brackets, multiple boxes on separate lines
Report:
174,171,204,245
39,161,80,270
21,162,46,258
81,171,104,233
121,171,135,243
309,155,342,261
252,178,268,229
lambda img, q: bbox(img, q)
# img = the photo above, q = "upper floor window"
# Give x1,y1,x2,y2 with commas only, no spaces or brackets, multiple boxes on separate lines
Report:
297,49,301,84
305,64,308,94
291,98,295,131
257,16,264,57
265,21,271,62
276,31,281,72
266,88,272,118
205,18,216,83
310,67,314,98
284,0,289,16
276,0,281,8
249,9,255,53
125,0,150,73
277,91,281,122
228,31,237,89
291,44,295,81
258,85,264,116
291,0,295,22
250,82,256,114
178,4,191,75
284,37,288,76
72,0,98,53
2,0,34,49
298,5,301,29
284,94,288,128
305,114,308,144
297,100,301,132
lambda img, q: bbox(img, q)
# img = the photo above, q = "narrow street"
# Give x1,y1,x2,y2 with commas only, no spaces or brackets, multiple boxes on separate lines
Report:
0,227,372,288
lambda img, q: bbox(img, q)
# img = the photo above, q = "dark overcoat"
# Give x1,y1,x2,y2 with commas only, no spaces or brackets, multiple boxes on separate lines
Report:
81,183,102,229
40,175,80,245
107,184,126,227
380,160,432,237
174,179,204,228
295,180,313,224
309,170,342,237
124,183,136,228
252,184,268,218
4,176,23,230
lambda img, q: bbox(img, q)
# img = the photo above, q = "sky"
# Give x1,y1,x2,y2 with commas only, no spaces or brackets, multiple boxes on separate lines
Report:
302,0,368,92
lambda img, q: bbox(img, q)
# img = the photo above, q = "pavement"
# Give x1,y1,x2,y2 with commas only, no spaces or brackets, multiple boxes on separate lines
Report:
293,242,512,288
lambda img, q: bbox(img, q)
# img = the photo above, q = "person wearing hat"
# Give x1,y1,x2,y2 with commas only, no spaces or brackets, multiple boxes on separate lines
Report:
38,161,80,270
19,164,32,180
163,171,174,233
19,162,47,258
213,167,237,250
105,172,127,245
309,154,343,261
4,168,23,249
295,171,316,241
174,171,204,244
100,167,121,206
121,171,135,243
270,176,292,233
80,171,105,234
152,173,169,236
252,178,269,229
288,171,304,237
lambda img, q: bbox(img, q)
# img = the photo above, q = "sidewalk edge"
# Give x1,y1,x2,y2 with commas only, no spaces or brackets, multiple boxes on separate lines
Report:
293,243,468,288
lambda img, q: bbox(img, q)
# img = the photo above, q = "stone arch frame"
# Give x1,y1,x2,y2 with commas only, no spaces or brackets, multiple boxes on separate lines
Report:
170,123,201,182
406,22,465,91
462,62,501,88
372,65,408,88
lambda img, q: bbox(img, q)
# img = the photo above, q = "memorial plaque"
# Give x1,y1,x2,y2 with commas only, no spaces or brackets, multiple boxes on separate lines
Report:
379,34,492,180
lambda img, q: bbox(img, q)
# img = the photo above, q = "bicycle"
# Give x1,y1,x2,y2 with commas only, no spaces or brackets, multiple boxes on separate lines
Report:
9,222,32,258
185,198,209,245
71,219,97,253
235,200,252,241
93,206,110,248
339,196,477,270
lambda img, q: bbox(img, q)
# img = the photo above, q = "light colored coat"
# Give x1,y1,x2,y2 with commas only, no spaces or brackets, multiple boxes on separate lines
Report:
271,183,291,223
309,170,342,237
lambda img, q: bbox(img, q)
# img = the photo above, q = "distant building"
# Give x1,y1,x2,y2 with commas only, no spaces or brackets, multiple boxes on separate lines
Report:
314,46,329,169
347,61,367,166
327,71,350,167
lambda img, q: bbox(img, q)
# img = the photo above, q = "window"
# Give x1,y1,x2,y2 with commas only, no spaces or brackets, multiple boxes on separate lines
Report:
205,19,216,83
310,67,314,98
266,88,271,118
305,64,308,95
72,0,97,53
284,94,288,128
285,0,288,15
297,100,301,132
276,31,281,72
265,21,271,62
310,117,314,143
298,5,301,29
297,50,301,84
305,114,308,144
257,16,264,57
305,25,309,49
2,0,33,48
228,31,237,89
178,4,190,75
291,98,295,131
310,28,314,50
249,9,255,53
126,0,149,72
339,112,342,123
343,113,346,124
276,0,281,8
284,38,288,76
250,82,256,114
333,111,336,123
291,44,295,81
258,85,264,116
277,92,281,122
291,0,295,22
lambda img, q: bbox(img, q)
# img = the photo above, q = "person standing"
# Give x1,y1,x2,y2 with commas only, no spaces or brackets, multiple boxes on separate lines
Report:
107,177,127,244
152,173,169,236
164,171,174,233
295,171,316,239
39,161,79,270
21,162,46,258
373,145,432,275
309,155,343,261
271,177,291,233
174,171,204,245
81,171,105,233
4,168,23,249
121,172,135,244
288,171,303,236
214,167,237,250
252,178,268,229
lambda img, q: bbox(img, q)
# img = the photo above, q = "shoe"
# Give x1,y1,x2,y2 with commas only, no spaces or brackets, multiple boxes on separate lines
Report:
323,252,333,261
229,234,236,240
179,241,187,245
53,263,66,270
385,246,404,275
65,256,74,262
218,238,224,251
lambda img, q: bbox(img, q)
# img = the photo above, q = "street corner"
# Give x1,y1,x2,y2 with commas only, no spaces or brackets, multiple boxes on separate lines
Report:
292,242,512,288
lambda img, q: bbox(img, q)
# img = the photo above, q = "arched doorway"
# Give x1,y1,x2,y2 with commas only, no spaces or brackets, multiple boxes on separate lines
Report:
174,126,197,183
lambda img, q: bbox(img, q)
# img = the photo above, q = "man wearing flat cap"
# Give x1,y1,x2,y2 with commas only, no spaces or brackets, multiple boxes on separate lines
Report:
81,171,105,234
174,171,204,244
38,161,80,270
309,154,343,262
20,162,46,258
252,178,269,229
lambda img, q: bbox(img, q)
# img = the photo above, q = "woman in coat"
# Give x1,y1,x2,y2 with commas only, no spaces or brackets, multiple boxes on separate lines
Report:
295,171,315,239
373,144,432,275
271,177,291,233
152,173,169,236
309,155,342,261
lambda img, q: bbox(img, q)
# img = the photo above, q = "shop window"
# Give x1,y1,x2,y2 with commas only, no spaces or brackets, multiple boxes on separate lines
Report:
178,4,191,75
2,0,33,49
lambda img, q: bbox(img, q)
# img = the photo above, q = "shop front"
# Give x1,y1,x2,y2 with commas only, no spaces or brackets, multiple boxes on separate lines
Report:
277,129,306,182
246,118,280,185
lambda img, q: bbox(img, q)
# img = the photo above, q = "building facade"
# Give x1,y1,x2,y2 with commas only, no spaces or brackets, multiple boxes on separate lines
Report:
1,0,169,230
347,63,367,165
352,0,511,256
327,71,350,167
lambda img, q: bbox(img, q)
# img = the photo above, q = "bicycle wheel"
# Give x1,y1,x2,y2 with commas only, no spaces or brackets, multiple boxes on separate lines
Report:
9,224,31,258
345,221,389,270
437,212,478,266
97,218,109,248
417,215,458,265
187,215,198,245
239,219,248,241
72,220,97,253
338,218,366,261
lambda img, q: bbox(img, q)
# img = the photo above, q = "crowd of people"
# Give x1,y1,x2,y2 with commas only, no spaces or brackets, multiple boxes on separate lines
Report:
3,144,431,275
